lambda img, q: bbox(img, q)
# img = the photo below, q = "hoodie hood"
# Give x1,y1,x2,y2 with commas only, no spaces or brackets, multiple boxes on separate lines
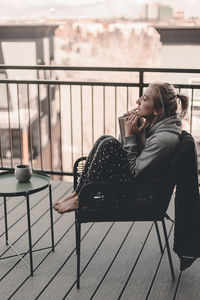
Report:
146,116,182,138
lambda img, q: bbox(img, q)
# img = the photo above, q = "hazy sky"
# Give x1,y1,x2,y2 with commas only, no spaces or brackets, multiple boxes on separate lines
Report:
0,0,199,19
1,0,195,7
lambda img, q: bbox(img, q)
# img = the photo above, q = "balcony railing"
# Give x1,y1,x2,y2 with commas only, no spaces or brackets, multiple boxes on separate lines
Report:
0,65,200,178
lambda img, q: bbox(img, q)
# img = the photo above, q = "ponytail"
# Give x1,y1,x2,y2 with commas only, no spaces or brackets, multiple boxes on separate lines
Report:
177,93,189,119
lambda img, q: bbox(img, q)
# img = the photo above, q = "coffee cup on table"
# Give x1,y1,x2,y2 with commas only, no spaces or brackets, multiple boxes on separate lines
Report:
14,165,32,182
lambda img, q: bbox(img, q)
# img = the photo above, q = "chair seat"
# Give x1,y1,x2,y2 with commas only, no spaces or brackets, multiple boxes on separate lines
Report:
76,181,172,223
76,207,165,222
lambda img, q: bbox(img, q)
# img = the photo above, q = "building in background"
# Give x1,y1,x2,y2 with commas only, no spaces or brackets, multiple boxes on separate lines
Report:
140,2,173,21
173,10,185,20
0,24,61,171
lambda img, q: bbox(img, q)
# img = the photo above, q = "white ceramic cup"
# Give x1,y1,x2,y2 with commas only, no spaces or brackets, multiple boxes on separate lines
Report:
14,165,32,182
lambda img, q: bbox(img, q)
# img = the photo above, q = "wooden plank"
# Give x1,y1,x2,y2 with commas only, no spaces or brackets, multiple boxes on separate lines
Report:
92,199,174,300
147,223,180,300
175,257,200,300
90,221,153,300
0,196,25,219
120,220,173,300
33,222,131,300
10,222,112,300
0,181,73,296
60,222,135,300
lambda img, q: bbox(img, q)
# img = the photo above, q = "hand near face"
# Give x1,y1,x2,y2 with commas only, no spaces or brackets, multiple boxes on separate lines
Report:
123,108,138,117
125,113,147,136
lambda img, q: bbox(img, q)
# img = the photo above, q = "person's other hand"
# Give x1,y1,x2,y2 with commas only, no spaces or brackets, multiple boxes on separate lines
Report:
125,114,147,136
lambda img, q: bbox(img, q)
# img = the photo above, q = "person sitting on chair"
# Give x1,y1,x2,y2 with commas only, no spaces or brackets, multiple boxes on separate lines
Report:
53,81,188,214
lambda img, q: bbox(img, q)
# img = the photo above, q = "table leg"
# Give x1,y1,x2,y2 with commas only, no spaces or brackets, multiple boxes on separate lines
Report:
3,196,8,245
26,193,33,276
49,184,55,251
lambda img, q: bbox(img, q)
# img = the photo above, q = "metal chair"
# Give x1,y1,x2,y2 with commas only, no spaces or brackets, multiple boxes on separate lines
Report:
73,131,194,288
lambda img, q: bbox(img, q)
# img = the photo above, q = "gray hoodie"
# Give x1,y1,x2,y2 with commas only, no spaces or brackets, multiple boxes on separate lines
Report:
122,116,182,181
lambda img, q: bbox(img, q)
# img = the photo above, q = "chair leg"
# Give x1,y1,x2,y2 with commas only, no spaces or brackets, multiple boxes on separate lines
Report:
75,220,78,255
154,221,163,253
76,222,81,289
161,219,175,281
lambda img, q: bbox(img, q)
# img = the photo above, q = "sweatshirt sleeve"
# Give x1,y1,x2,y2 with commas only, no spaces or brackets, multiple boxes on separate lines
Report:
123,133,176,178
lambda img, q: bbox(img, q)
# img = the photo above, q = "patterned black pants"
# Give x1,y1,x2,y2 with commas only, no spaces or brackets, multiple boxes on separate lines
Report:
75,135,156,211
75,135,132,194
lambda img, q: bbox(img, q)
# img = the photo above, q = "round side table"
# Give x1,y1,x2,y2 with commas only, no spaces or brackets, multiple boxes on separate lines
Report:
0,170,54,276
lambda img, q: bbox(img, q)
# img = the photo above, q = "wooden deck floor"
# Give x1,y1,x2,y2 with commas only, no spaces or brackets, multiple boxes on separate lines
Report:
0,180,200,300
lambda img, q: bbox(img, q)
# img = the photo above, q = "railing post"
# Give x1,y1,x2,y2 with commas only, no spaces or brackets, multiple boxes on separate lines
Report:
139,70,144,97
190,88,194,134
47,84,53,172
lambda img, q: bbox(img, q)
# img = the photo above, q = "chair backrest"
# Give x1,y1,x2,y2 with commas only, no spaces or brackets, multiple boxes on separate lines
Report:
172,131,200,257
153,130,198,214
172,130,199,188
163,130,199,205
73,156,87,191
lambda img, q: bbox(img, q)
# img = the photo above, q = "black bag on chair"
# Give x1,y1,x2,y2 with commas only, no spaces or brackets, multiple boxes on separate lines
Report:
173,131,200,259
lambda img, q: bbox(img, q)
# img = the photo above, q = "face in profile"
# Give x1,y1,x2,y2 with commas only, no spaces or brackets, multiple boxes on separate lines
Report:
136,87,157,120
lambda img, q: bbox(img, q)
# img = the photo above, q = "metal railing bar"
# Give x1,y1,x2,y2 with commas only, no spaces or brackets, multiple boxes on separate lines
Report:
0,167,73,176
1,79,200,90
47,85,53,172
27,84,33,168
0,130,3,168
70,85,74,171
190,88,194,134
16,84,22,164
139,70,144,97
31,169,71,176
58,85,63,172
91,85,94,145
126,86,129,112
103,86,105,135
115,86,117,138
80,85,83,158
6,83,13,168
37,84,43,170
2,65,200,74
0,79,143,87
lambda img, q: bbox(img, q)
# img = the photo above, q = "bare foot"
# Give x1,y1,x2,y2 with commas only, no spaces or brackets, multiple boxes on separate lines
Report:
56,196,79,214
53,191,77,210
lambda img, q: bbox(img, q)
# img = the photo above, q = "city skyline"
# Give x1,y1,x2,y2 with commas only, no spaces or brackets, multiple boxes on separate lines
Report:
0,0,200,19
